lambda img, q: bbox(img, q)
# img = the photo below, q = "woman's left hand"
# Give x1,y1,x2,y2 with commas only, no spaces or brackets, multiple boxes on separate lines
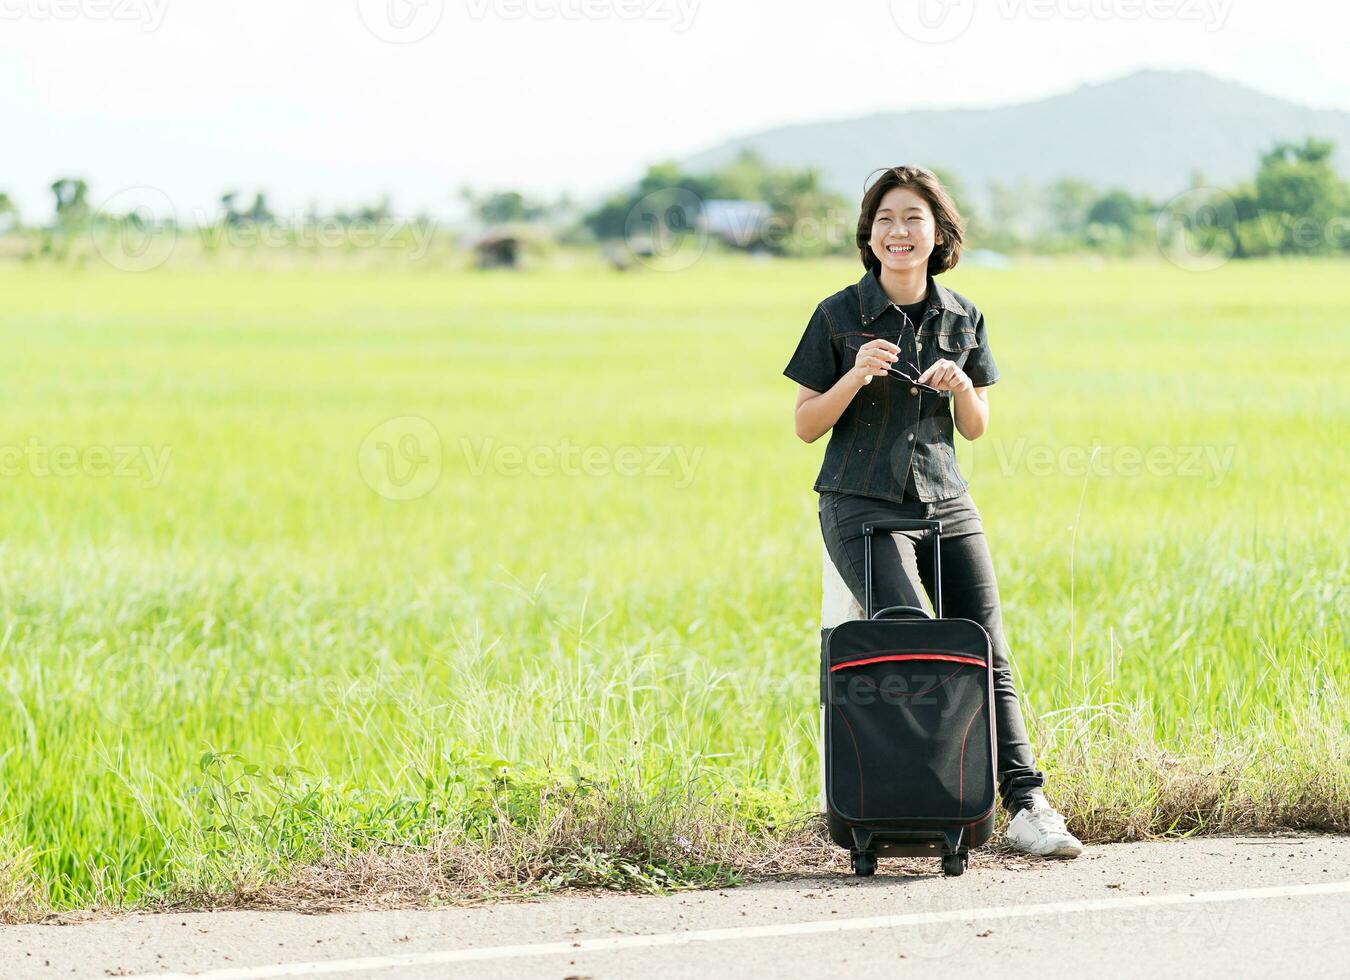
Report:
916,359,973,394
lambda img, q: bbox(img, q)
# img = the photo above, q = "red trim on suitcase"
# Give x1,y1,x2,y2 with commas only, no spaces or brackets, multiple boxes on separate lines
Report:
830,653,987,672
831,704,865,817
958,700,984,817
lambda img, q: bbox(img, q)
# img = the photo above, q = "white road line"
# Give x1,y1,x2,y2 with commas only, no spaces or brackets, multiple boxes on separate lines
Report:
126,880,1350,980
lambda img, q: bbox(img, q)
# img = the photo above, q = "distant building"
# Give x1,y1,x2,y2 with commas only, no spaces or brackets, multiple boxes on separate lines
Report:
473,222,551,269
698,199,773,248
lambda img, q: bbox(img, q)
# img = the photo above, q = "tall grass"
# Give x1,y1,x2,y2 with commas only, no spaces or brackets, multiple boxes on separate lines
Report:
0,255,1345,917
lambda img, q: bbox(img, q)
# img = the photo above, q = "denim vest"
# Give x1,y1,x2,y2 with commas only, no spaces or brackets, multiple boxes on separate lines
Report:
783,265,1000,505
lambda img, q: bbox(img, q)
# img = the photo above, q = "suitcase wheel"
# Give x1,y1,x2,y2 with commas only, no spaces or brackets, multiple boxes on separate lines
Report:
850,850,877,877
941,852,968,877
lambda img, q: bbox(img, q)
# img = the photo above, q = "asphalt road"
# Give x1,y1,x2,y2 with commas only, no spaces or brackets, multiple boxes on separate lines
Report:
3,834,1347,979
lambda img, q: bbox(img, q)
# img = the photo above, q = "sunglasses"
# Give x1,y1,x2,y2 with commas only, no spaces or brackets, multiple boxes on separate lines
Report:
844,340,945,395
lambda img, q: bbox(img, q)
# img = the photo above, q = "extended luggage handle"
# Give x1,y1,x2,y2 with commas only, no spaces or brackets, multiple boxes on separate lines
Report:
862,519,942,620
871,605,932,621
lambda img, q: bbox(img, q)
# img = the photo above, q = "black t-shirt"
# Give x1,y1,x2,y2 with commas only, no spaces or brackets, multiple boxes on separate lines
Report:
894,297,927,335
891,297,928,499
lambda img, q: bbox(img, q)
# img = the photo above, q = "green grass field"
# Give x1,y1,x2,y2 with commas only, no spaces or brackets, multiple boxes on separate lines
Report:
0,254,1345,916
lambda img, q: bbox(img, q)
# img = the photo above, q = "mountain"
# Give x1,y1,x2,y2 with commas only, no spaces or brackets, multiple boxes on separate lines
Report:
679,69,1350,206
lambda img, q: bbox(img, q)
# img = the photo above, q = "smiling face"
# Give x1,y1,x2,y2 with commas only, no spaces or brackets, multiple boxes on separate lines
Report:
868,185,944,273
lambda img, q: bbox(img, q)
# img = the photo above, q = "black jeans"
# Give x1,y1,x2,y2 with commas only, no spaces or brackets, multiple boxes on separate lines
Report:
818,489,1046,814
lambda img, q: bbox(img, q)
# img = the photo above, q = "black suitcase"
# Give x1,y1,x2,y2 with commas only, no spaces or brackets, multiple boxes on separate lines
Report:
820,518,997,877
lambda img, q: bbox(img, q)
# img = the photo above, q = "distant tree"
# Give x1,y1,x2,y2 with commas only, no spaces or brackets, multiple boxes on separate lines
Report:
324,195,394,226
704,148,771,201
582,194,631,242
245,192,274,224
1045,178,1095,240
220,191,241,225
0,192,18,233
928,165,980,234
220,190,275,226
1085,189,1140,231
581,152,851,256
42,178,91,260
581,161,713,241
758,163,851,257
1252,136,1346,254
635,160,712,202
1227,180,1273,258
459,187,548,225
51,178,90,230
355,194,391,224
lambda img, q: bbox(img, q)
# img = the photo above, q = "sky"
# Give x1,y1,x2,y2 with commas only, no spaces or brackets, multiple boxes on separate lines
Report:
2,0,1347,223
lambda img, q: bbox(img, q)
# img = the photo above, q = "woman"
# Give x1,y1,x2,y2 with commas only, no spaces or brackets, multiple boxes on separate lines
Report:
783,165,1083,858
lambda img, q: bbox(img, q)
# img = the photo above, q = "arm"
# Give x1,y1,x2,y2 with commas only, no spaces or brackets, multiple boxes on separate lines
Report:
794,377,863,443
945,308,998,440
794,339,900,443
952,385,990,441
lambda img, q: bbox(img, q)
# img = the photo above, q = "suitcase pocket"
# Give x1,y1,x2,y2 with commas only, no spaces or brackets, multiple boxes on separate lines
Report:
826,651,994,825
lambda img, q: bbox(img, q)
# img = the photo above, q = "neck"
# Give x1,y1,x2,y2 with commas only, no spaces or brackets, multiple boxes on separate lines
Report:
877,265,928,306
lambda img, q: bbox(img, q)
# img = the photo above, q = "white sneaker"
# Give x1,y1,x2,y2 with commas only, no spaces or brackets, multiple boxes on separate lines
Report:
1006,797,1084,858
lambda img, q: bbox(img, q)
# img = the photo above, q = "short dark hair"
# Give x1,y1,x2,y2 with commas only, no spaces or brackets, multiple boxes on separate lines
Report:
856,166,965,276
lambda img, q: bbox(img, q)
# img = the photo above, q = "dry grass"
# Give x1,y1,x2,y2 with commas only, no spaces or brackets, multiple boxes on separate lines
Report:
9,729,1345,926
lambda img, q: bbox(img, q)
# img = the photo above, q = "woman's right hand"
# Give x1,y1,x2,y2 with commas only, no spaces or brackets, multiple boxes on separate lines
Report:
851,339,901,385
